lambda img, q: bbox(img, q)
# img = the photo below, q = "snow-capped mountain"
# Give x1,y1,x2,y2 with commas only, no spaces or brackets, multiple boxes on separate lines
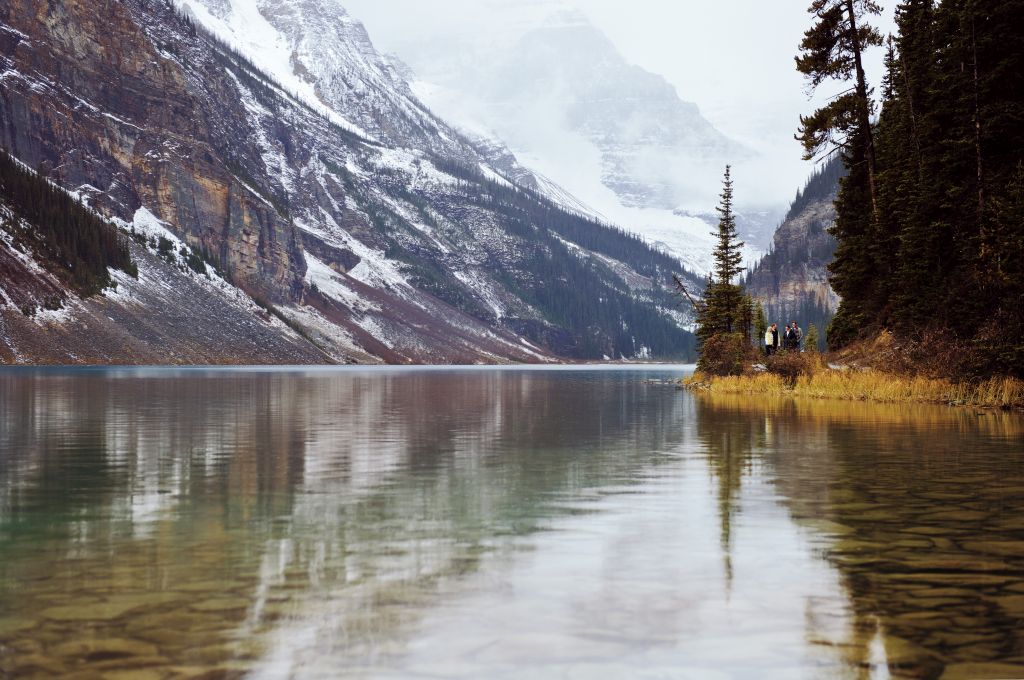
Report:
177,0,543,185
0,0,700,363
346,1,771,272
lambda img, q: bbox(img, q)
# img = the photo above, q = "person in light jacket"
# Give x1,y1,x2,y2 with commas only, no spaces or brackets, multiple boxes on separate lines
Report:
764,326,774,357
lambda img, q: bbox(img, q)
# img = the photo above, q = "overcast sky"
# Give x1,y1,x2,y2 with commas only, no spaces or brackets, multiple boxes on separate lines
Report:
344,0,898,203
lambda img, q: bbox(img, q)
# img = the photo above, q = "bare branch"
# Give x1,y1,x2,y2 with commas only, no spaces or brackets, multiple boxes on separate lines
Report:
673,275,704,314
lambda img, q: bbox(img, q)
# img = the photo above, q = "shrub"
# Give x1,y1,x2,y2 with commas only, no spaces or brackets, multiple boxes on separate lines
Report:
697,333,750,377
157,236,174,260
765,350,822,385
181,246,207,276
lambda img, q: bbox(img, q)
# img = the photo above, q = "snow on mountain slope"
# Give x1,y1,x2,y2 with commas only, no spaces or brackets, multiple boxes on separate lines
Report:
176,0,372,139
0,204,331,365
1,0,698,363
177,0,542,179
177,0,747,273
173,0,711,305
348,2,768,272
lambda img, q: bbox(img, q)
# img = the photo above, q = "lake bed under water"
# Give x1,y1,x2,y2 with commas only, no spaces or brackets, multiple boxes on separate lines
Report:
0,366,1022,679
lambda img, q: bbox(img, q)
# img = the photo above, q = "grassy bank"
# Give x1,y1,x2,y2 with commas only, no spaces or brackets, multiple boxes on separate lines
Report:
683,367,1024,410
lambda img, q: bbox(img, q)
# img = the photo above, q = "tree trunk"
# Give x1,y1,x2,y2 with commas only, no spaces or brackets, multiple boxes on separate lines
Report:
971,13,984,220
902,0,933,181
846,0,880,223
900,54,924,179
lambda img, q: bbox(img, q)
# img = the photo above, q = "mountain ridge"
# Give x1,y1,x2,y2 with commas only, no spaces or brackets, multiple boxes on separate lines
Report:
746,156,844,345
0,0,699,364
345,1,776,271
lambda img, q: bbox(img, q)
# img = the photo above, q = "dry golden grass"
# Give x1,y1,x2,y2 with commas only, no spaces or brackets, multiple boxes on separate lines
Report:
684,368,1024,409
696,390,1024,439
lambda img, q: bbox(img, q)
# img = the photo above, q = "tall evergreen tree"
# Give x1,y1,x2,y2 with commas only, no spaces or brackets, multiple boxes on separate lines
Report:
712,166,744,288
795,0,884,346
796,0,883,197
696,166,749,348
805,0,1024,376
805,324,822,352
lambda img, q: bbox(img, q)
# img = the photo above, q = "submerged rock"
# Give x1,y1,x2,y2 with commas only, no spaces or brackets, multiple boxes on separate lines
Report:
960,540,1024,557
52,637,159,660
189,598,251,613
939,661,1024,679
40,593,182,622
1,653,67,676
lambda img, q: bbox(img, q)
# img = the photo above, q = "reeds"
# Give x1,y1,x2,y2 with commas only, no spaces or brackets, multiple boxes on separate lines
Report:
684,368,1024,409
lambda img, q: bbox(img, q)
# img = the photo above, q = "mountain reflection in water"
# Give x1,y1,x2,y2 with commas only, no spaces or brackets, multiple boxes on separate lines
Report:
0,368,1021,679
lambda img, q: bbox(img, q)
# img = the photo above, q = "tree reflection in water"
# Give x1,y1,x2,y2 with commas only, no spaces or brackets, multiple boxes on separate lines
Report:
696,393,1024,679
0,370,1021,679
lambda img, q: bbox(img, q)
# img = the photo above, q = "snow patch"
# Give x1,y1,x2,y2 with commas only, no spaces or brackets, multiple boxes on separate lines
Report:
173,0,373,141
304,254,380,313
225,70,296,194
451,269,506,321
277,305,369,363
131,207,180,243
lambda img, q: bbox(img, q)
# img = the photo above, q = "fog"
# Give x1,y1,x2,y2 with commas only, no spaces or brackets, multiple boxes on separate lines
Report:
344,0,898,211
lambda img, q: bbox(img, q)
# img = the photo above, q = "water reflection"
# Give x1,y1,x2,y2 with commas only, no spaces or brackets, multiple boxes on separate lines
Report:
0,370,1021,679
696,395,1024,680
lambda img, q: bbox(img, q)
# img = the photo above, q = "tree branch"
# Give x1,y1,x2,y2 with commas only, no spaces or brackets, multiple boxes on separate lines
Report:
673,275,704,314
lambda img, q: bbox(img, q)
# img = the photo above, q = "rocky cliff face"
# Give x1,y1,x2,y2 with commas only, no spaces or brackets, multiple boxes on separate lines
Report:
746,157,844,325
0,198,328,364
1,0,304,303
748,201,839,310
0,0,697,363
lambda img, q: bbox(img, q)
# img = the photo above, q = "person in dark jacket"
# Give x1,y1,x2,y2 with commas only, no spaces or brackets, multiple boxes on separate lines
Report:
770,324,780,354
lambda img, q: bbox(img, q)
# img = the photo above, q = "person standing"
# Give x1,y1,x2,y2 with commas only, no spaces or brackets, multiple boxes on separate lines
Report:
792,322,803,352
771,323,780,355
764,324,774,357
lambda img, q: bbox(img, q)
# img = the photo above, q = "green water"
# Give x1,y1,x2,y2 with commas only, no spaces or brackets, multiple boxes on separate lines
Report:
0,367,1022,679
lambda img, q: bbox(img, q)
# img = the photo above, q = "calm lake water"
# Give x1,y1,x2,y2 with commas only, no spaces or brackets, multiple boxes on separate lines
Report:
1,366,1023,680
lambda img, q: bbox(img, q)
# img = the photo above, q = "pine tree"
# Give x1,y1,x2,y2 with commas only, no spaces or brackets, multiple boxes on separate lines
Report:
809,0,1024,376
796,0,884,213
0,149,135,296
754,303,768,346
713,166,744,288
805,324,821,352
796,0,884,346
696,167,752,374
697,167,747,342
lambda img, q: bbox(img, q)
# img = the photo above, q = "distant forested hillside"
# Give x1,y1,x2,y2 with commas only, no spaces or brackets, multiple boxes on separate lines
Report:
783,158,845,225
746,155,844,349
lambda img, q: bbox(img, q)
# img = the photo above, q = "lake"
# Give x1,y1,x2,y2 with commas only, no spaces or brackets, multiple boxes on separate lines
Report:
0,366,1022,679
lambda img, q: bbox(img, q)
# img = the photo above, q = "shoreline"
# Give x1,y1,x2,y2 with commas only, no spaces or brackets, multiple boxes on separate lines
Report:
681,367,1024,411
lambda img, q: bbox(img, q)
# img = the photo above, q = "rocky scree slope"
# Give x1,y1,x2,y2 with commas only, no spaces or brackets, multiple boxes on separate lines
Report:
0,0,699,363
0,161,327,364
